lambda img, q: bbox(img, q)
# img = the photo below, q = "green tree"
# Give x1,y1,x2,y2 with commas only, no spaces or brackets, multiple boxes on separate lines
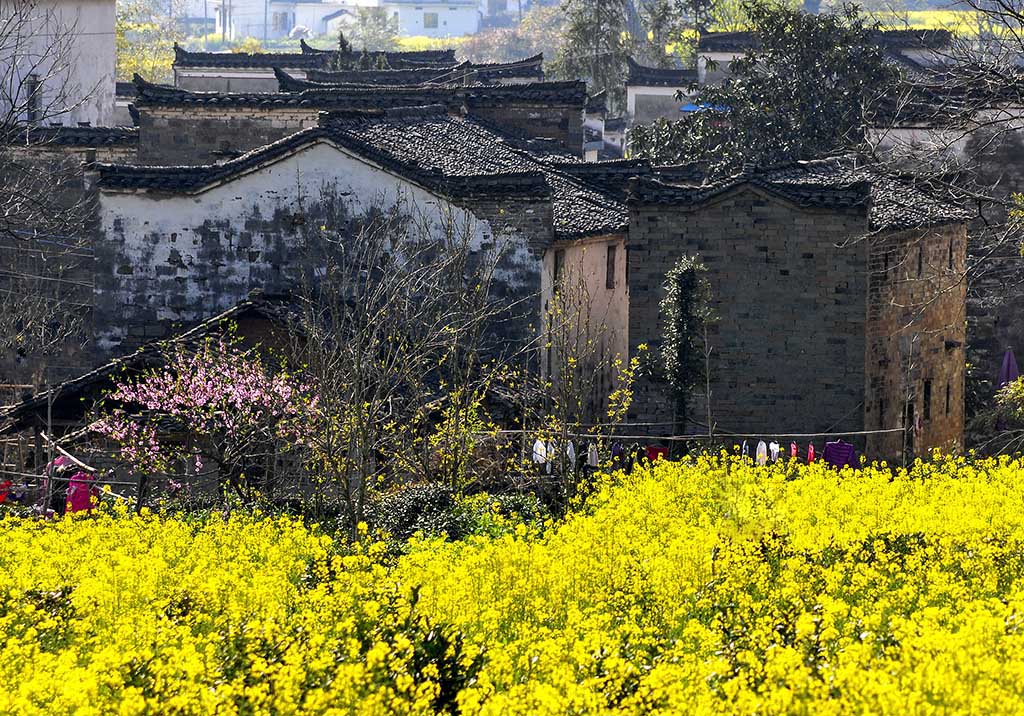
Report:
116,0,184,83
659,256,712,441
553,0,634,111
348,8,400,52
630,2,897,177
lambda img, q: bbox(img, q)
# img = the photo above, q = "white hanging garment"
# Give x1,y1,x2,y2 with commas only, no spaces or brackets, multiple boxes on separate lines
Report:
768,441,780,462
587,442,600,468
532,439,547,464
755,440,768,466
566,440,576,464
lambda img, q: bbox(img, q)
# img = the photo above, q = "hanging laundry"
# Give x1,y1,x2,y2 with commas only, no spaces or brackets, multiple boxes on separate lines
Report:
790,442,798,459
768,441,780,462
755,441,768,466
532,439,547,465
741,440,750,459
807,444,816,463
566,440,576,465
611,442,625,470
646,445,669,462
66,471,98,514
546,442,554,474
823,440,857,470
587,442,599,468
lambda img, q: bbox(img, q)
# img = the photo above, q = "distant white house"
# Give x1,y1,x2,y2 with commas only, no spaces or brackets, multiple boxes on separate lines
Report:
0,0,116,127
211,0,479,41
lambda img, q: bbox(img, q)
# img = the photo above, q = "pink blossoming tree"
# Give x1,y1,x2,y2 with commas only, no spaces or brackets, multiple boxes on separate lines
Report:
93,335,310,501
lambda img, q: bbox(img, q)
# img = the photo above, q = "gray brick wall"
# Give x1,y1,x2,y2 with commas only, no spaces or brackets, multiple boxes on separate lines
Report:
626,186,872,438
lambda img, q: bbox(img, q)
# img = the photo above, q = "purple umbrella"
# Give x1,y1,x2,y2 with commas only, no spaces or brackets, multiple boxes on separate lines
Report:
999,347,1020,387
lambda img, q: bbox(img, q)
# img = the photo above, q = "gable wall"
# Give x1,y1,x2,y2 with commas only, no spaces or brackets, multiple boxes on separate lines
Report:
94,142,548,358
626,187,872,441
137,105,320,165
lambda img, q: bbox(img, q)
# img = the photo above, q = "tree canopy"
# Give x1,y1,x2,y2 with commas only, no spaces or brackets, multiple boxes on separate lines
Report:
630,2,897,177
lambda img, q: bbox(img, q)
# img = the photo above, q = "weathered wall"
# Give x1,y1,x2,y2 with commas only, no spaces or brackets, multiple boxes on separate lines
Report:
93,141,547,358
626,186,872,439
964,126,1024,410
540,233,630,416
0,0,117,126
137,105,319,165
469,102,583,156
864,224,967,460
174,70,283,94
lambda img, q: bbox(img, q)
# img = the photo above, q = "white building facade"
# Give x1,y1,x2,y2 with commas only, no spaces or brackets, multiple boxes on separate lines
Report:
0,0,116,127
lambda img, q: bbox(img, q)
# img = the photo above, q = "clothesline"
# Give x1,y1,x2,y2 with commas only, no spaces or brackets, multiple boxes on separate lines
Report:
0,469,140,488
490,428,905,442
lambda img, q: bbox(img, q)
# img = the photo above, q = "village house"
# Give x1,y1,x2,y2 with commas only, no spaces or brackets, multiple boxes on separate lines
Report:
0,40,972,464
208,0,479,42
624,58,698,126
172,42,458,92
129,74,587,164
696,28,952,85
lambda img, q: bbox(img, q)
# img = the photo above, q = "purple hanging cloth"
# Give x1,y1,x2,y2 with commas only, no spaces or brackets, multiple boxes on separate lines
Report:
999,348,1020,387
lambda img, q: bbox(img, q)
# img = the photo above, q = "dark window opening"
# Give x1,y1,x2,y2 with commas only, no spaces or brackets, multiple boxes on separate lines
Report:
25,74,41,125
424,12,438,27
923,379,932,421
948,238,954,270
879,397,886,429
606,244,617,289
946,382,951,415
917,244,923,278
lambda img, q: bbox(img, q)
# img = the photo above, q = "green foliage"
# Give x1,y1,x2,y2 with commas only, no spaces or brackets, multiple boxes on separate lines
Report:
630,1,897,177
659,256,712,431
460,5,565,64
338,28,352,54
116,0,184,82
348,8,400,52
552,0,634,111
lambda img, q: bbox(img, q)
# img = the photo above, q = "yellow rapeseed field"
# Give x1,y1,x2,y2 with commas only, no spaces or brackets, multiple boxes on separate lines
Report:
6,455,1024,714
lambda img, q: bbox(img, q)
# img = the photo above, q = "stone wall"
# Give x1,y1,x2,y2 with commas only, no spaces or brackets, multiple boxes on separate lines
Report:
864,224,967,460
626,185,872,440
137,106,319,165
469,102,583,156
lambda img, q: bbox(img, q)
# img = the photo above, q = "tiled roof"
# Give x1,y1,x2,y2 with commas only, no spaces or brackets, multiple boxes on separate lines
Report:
12,125,138,147
626,58,698,87
134,74,586,110
303,65,467,87
172,42,456,70
302,53,544,86
697,31,759,53
697,28,952,54
586,90,607,115
94,107,625,240
629,156,968,232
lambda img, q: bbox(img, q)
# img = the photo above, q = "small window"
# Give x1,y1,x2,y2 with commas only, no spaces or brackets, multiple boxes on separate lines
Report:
946,382,951,415
25,74,41,124
923,379,932,421
948,237,954,270
424,12,438,28
606,244,617,289
917,244,923,278
879,397,886,429
554,249,565,288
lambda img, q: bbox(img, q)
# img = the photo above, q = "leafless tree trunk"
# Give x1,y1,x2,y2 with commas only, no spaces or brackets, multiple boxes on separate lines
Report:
0,0,98,398
292,196,524,534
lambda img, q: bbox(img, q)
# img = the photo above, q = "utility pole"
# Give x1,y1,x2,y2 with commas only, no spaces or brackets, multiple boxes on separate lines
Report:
264,0,268,43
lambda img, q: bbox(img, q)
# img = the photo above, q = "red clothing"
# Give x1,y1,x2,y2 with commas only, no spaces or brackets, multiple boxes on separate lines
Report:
0,479,11,504
66,471,98,513
646,446,669,462
807,444,816,463
790,442,798,458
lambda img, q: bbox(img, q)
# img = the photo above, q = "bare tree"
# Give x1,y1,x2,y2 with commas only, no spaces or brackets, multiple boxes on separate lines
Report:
292,196,526,533
0,0,99,397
